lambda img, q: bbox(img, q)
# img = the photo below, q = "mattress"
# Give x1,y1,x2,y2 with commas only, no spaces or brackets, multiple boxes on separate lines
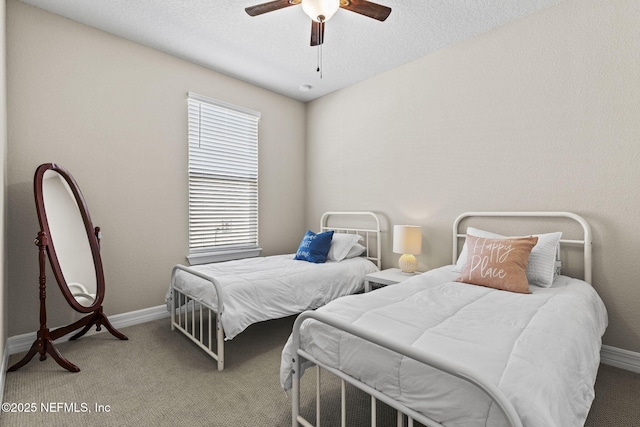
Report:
168,254,379,340
280,265,608,427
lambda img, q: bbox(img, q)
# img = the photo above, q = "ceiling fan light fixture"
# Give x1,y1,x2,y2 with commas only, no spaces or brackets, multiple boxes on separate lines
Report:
302,0,340,22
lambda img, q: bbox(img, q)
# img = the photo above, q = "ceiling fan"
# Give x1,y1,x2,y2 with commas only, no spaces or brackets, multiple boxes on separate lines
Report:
245,0,392,46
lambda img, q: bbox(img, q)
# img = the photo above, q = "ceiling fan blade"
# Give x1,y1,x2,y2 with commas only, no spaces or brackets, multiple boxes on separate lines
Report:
340,0,391,21
310,20,326,46
245,0,300,17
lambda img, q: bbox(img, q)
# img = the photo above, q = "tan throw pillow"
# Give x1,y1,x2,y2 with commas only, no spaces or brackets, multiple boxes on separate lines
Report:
456,235,538,294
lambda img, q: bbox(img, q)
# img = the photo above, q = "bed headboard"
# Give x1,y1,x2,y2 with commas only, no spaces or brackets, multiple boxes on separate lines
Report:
320,211,382,269
453,212,593,284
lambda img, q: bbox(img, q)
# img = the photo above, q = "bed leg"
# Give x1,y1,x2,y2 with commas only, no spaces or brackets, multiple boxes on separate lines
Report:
371,395,376,427
341,379,346,427
292,355,301,427
216,314,224,371
170,289,176,331
316,366,322,427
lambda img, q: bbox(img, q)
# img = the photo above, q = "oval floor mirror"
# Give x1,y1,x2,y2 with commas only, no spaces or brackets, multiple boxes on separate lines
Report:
8,163,128,373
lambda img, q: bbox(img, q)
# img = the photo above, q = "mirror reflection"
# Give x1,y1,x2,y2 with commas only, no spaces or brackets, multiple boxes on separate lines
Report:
42,170,97,306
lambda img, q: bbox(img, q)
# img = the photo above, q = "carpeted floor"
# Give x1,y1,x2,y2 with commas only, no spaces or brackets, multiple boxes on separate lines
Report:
2,316,639,426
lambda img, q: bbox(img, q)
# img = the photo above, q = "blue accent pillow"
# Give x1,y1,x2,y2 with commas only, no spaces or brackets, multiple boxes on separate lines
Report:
294,230,334,263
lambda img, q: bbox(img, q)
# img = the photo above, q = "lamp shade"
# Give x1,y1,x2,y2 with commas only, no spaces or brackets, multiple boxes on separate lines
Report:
302,0,340,22
393,225,422,255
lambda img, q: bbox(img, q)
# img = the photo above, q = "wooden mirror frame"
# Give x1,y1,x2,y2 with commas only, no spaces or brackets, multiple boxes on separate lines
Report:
7,163,127,373
34,163,105,312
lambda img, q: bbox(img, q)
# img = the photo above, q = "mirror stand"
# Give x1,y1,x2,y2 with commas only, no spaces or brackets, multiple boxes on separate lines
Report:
8,231,127,373
8,232,80,372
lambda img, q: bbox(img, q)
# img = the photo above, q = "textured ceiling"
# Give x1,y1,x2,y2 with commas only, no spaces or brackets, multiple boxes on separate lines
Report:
20,0,563,102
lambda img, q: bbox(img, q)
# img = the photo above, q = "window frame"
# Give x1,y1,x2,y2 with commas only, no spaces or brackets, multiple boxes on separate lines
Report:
186,92,261,265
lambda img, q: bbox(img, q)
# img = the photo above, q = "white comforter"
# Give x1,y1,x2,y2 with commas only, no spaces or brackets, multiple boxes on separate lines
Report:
167,254,378,340
280,266,608,427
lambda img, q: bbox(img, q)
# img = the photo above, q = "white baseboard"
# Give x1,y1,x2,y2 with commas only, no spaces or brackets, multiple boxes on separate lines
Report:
600,344,640,374
6,304,169,355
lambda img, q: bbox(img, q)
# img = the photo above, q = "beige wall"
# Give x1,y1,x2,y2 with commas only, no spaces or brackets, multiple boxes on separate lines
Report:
305,0,640,352
6,0,306,336
5,0,640,357
1,0,7,363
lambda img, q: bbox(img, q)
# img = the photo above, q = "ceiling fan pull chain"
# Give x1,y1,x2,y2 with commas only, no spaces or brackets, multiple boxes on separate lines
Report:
317,44,323,78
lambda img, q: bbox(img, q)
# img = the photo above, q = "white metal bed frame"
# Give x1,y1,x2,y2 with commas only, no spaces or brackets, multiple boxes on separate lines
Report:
290,211,593,427
170,211,382,371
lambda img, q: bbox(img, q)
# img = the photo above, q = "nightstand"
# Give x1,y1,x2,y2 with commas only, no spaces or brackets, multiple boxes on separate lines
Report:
364,268,417,292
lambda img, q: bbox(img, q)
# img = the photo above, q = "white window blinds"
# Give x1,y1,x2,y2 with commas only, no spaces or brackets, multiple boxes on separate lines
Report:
187,93,260,260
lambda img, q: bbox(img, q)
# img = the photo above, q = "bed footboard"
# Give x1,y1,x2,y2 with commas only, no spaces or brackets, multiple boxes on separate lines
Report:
170,265,225,370
290,311,524,427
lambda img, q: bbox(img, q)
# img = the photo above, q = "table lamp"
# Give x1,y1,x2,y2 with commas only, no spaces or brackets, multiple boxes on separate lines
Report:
393,225,422,274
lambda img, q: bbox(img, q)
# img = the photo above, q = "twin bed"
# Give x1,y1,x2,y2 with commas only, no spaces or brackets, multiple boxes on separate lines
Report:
167,211,381,370
280,211,607,427
167,210,607,427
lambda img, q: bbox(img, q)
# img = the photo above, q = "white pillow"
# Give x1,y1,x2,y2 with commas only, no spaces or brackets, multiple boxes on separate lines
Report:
454,227,562,288
327,233,362,262
345,242,366,259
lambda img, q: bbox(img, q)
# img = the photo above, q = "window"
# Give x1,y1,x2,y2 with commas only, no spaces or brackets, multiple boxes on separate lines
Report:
187,92,261,265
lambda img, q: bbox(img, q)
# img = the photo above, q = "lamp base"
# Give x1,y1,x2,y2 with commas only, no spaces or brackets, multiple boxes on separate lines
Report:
398,254,417,274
